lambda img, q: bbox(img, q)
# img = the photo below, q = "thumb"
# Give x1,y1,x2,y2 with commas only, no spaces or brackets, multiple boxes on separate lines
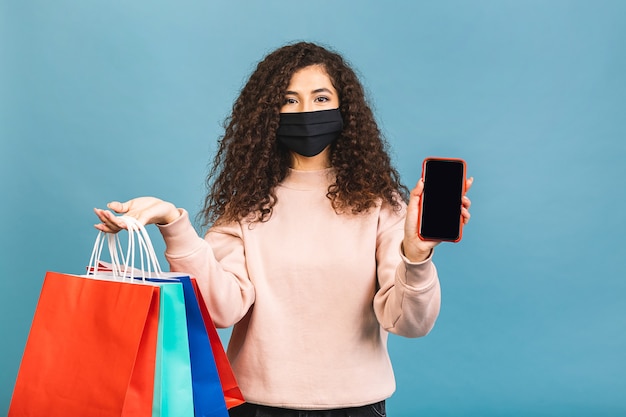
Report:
408,179,424,208
414,178,424,196
405,180,423,230
107,201,129,214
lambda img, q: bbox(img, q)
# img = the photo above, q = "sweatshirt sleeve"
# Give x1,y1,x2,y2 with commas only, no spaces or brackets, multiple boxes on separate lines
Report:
373,203,441,338
157,210,255,328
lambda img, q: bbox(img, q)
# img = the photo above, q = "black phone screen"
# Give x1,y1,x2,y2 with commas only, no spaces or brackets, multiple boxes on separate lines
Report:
420,159,465,241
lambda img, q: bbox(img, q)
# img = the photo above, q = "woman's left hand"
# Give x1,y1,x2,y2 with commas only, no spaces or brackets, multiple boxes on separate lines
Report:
402,177,473,262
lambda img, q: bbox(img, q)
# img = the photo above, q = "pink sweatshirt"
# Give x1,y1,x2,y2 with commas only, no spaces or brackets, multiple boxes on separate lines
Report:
158,168,441,410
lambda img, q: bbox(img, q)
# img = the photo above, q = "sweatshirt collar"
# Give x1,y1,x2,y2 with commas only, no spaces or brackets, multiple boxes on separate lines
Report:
280,168,335,191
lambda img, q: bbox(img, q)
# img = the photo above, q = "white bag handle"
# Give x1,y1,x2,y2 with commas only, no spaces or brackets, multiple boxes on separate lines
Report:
87,216,163,281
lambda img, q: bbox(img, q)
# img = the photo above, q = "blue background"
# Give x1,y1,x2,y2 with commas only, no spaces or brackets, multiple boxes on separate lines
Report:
2,1,625,415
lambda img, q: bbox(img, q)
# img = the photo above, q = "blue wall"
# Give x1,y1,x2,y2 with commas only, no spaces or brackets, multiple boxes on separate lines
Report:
2,1,625,415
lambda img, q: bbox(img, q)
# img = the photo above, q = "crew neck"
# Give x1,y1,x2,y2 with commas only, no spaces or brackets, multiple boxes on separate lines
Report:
279,167,335,191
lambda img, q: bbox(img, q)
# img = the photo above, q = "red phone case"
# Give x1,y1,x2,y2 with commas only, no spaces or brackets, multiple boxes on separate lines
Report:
417,157,467,243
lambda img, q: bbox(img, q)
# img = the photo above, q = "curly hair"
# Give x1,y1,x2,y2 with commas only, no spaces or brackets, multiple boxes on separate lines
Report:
200,41,409,227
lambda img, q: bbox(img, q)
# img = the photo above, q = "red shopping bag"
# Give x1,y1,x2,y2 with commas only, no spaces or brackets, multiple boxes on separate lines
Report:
9,272,160,417
191,278,245,409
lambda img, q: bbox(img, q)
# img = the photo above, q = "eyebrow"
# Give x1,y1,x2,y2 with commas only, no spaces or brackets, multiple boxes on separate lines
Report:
285,88,335,96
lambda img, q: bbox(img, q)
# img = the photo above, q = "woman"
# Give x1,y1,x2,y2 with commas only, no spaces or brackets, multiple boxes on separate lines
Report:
95,41,472,416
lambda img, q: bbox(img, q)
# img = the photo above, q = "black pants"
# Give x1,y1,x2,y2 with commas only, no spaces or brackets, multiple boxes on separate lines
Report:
228,400,386,417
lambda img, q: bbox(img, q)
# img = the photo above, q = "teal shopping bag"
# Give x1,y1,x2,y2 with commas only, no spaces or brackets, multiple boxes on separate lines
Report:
152,281,194,417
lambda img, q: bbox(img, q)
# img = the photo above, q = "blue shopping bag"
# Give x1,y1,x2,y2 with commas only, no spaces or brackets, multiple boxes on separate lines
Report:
147,276,228,417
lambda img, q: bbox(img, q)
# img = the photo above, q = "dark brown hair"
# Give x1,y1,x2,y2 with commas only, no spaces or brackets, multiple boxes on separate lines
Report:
200,41,408,226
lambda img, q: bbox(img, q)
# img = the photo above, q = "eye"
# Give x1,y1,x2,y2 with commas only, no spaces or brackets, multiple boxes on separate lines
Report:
284,97,298,105
315,96,330,103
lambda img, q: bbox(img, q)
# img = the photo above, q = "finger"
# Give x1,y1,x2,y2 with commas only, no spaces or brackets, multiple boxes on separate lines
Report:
93,208,118,230
412,178,425,197
462,195,472,209
93,218,120,233
406,180,424,213
103,210,130,230
107,201,129,214
461,207,471,224
465,177,474,193
404,179,423,238
93,208,108,223
95,208,128,232
94,222,121,233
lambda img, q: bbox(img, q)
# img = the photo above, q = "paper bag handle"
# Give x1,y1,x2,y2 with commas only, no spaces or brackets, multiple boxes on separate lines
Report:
87,216,163,280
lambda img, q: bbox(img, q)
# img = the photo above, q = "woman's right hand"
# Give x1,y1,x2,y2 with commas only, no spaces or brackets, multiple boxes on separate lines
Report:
93,197,181,233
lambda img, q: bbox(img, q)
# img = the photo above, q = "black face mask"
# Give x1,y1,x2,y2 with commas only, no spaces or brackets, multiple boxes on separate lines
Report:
276,108,344,157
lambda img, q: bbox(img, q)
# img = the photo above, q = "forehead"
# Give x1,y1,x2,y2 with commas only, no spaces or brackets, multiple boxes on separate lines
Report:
286,65,336,92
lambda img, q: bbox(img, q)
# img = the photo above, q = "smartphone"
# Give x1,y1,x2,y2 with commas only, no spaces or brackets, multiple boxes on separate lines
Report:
418,157,467,242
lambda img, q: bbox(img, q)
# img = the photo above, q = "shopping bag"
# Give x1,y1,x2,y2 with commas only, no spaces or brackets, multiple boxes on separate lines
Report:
87,221,200,417
151,280,195,417
149,276,229,417
191,279,245,409
179,276,230,416
104,216,231,417
83,224,197,417
8,271,161,417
